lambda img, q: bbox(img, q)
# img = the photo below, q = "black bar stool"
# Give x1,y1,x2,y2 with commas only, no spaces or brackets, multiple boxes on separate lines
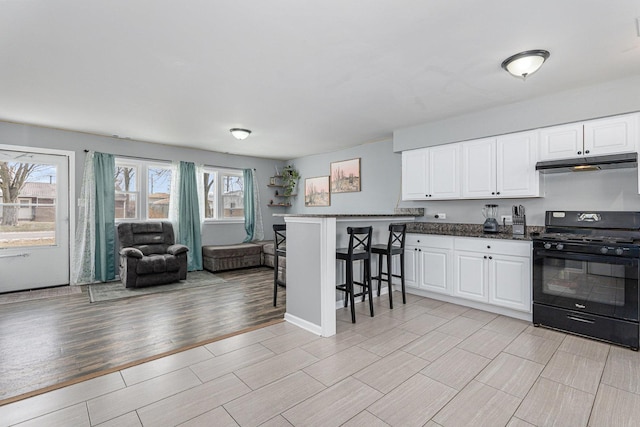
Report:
273,224,286,306
336,226,374,323
371,223,407,309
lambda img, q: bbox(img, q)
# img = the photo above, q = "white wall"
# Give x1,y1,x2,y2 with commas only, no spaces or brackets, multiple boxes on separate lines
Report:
0,121,285,245
286,139,402,215
394,75,640,152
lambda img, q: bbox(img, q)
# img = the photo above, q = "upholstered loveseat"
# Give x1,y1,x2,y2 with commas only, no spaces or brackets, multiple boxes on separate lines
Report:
202,240,286,283
117,221,189,288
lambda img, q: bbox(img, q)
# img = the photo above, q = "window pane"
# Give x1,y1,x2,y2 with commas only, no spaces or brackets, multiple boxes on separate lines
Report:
115,164,138,219
148,167,171,219
0,160,57,248
221,174,244,218
203,172,216,219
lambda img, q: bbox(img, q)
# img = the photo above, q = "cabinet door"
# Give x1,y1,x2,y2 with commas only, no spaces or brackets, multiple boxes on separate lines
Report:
429,144,460,199
488,254,531,312
419,247,451,295
496,131,540,197
404,246,420,289
539,123,584,161
461,138,496,198
402,149,429,200
584,113,638,156
453,250,488,302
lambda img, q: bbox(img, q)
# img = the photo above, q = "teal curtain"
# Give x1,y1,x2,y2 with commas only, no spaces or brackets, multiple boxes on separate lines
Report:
93,152,116,282
178,161,203,271
243,168,255,242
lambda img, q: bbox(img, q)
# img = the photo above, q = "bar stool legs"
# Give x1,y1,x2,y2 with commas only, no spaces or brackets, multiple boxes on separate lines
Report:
371,223,407,309
336,226,374,323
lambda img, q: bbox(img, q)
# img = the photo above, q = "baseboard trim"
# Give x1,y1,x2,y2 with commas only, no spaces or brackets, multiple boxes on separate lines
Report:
284,312,322,336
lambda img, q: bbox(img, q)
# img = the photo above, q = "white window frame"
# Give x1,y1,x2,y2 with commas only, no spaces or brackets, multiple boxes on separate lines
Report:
114,158,172,222
202,167,245,223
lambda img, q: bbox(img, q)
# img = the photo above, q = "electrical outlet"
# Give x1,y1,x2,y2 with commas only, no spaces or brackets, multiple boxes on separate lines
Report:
434,213,446,219
501,215,513,224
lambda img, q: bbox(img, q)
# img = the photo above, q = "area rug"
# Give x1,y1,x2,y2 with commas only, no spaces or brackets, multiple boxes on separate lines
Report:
88,270,226,303
0,286,82,305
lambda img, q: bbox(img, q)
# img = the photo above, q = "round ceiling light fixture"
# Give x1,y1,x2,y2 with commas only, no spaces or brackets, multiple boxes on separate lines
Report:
230,128,252,140
501,49,550,80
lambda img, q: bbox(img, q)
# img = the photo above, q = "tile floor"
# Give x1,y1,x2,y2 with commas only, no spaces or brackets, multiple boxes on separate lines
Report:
2,292,640,427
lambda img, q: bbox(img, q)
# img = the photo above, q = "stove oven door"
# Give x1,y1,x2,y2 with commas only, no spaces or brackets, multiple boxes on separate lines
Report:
533,249,639,321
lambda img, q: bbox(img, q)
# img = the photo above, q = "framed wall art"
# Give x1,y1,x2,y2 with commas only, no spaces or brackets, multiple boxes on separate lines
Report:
330,158,360,193
304,176,330,207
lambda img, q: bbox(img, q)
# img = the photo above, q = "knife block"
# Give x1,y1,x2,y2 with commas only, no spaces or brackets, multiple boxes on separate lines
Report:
512,214,526,235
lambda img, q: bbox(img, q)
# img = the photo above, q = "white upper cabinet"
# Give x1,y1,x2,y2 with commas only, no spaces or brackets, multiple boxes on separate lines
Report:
461,138,496,198
496,131,540,197
539,113,638,161
402,148,428,200
402,144,460,200
462,131,540,199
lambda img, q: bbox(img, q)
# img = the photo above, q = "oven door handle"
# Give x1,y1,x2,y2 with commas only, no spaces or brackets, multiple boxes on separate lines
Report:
533,249,638,266
567,315,595,324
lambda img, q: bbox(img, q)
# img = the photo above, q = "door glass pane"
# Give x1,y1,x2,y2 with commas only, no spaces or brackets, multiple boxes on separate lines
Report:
0,154,57,248
148,166,171,219
221,174,244,218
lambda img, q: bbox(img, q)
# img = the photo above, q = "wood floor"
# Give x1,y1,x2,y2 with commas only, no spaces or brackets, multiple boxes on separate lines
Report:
0,267,285,405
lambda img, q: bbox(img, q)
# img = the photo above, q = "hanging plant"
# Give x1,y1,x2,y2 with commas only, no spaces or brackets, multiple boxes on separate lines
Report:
281,165,300,196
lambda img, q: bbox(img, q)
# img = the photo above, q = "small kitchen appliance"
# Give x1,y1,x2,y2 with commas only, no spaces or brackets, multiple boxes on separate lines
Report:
482,204,499,234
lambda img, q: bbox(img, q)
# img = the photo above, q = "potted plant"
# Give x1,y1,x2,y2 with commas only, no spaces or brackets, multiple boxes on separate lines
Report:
281,165,300,196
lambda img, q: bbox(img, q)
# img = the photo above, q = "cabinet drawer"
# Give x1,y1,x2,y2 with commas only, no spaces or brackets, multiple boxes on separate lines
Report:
454,237,531,256
406,234,454,249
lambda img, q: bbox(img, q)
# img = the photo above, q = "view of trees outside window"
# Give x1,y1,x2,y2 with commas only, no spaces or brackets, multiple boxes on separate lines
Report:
203,169,244,219
114,164,138,219
0,154,57,248
221,174,244,218
204,172,216,219
148,167,171,219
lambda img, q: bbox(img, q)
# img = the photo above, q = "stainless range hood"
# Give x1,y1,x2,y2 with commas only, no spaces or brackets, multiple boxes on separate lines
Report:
535,152,638,174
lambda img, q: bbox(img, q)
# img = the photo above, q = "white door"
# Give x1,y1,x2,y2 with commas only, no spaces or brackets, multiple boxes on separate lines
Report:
401,149,428,200
403,245,420,289
419,247,451,295
496,131,540,197
461,138,496,198
453,250,488,302
489,254,531,312
0,149,70,292
429,144,460,199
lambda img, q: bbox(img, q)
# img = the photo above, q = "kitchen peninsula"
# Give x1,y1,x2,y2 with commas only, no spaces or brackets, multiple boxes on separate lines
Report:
276,214,416,337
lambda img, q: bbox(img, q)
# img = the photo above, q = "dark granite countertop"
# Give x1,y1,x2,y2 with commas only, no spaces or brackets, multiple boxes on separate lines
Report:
407,222,544,241
273,213,416,218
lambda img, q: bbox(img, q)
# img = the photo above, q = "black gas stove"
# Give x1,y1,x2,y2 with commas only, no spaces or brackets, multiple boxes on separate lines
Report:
532,211,640,350
532,211,640,258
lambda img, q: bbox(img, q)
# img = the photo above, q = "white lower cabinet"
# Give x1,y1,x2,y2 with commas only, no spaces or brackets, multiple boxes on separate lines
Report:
405,234,453,295
453,237,532,313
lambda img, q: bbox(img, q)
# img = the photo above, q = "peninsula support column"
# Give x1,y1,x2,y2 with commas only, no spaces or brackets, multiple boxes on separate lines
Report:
284,216,337,337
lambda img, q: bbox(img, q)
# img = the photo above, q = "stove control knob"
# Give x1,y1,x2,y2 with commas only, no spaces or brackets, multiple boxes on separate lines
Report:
556,244,564,250
615,248,624,256
600,247,609,254
544,243,552,250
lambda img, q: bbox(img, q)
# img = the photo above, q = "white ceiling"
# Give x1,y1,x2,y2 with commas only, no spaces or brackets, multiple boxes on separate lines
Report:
1,1,639,160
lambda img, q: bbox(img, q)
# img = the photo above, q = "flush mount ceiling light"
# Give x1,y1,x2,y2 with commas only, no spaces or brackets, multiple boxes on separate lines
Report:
230,128,252,140
501,49,550,80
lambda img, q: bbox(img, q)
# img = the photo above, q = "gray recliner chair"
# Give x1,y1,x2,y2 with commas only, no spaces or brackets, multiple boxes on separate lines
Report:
117,221,189,288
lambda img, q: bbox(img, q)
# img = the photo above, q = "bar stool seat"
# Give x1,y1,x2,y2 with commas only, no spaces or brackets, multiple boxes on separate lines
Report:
371,223,407,309
273,224,286,306
336,226,374,323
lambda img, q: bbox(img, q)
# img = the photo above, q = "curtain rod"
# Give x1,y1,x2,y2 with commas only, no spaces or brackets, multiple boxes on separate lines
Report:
83,150,255,171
